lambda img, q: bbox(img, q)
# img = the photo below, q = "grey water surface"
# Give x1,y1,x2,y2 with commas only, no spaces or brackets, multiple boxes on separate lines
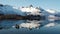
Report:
0,19,60,34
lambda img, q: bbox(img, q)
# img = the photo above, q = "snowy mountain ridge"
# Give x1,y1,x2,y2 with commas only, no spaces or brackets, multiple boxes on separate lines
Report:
0,4,59,17
0,4,26,16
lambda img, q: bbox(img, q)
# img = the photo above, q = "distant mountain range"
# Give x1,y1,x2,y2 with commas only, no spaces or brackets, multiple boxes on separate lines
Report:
0,4,60,17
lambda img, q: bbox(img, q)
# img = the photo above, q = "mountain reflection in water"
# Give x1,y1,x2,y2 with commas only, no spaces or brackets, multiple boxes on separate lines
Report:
0,19,60,34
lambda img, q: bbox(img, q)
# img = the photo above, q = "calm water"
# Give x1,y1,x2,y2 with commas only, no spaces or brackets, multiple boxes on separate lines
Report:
0,19,60,34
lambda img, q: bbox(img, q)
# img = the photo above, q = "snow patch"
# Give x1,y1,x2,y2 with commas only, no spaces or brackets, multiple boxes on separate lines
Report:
45,23,56,27
19,23,40,29
46,9,56,14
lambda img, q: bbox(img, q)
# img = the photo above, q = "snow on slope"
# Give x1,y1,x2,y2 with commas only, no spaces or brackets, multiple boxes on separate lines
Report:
46,9,57,15
46,9,60,17
20,7,40,15
0,4,26,16
46,9,56,14
0,4,59,17
19,5,49,16
19,5,56,16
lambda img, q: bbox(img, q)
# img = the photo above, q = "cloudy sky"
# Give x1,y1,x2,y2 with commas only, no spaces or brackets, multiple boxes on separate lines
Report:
0,0,60,11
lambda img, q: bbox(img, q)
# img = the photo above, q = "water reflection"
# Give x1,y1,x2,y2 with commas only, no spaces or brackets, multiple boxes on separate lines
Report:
44,23,57,27
0,19,60,30
14,21,40,30
0,20,26,30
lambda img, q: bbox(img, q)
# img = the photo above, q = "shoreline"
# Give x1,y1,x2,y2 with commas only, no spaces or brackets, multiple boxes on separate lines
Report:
0,15,45,20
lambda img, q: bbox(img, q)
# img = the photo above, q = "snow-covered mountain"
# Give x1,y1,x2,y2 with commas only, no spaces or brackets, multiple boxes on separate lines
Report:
0,4,59,17
46,9,57,15
0,4,26,16
46,9,60,18
19,5,47,16
19,5,57,16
